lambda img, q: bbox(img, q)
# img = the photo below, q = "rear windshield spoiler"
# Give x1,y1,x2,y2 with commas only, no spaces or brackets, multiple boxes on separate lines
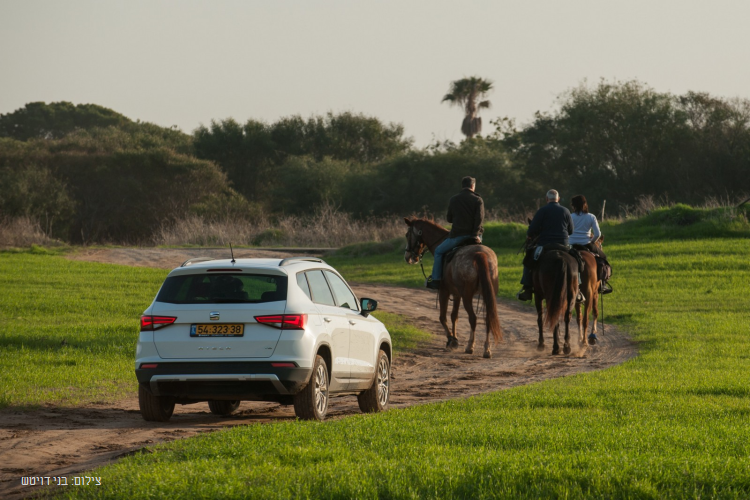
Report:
181,257,215,267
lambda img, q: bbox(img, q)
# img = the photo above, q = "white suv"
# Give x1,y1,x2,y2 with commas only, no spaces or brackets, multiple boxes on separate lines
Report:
135,257,391,421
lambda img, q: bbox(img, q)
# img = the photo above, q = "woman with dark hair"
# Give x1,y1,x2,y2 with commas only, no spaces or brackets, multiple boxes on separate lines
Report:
570,195,612,294
569,195,605,259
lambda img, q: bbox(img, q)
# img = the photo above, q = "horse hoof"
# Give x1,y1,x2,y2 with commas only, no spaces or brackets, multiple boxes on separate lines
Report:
536,343,545,351
563,345,571,355
588,333,598,345
447,338,459,349
552,347,560,355
483,351,492,359
465,348,474,354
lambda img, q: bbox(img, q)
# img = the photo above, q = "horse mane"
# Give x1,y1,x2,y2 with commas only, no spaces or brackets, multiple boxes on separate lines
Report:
407,217,448,235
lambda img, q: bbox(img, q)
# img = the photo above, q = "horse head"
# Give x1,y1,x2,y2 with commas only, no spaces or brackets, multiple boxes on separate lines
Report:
403,217,427,264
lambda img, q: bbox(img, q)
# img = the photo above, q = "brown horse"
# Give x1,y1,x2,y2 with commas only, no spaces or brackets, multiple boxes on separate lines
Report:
403,218,503,358
532,249,580,355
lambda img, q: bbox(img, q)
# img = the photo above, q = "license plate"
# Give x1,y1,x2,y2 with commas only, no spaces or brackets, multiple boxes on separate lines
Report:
190,324,244,337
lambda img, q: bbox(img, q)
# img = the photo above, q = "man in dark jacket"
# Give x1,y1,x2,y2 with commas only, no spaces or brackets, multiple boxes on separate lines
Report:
517,189,574,301
426,176,484,290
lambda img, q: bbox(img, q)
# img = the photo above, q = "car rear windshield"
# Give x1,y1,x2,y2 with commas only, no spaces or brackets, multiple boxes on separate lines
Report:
156,274,288,304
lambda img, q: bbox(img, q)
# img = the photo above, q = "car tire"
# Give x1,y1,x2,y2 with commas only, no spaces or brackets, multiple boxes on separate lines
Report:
357,350,390,413
138,384,175,422
208,400,241,416
293,354,329,421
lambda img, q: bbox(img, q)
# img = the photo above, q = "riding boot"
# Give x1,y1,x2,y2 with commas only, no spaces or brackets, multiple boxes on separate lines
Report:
425,276,441,290
600,282,613,295
516,286,533,301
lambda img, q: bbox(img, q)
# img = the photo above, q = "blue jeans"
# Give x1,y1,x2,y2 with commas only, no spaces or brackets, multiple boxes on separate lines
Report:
431,235,476,280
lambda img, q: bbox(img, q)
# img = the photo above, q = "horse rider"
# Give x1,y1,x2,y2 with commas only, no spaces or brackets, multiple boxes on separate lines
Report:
570,194,612,294
569,194,605,259
426,176,484,290
516,189,574,301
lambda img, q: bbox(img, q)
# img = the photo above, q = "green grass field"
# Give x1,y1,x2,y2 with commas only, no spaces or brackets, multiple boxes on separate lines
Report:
0,247,167,407
4,206,750,498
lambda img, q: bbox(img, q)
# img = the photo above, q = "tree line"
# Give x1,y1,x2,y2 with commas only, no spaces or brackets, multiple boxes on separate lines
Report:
1,79,749,244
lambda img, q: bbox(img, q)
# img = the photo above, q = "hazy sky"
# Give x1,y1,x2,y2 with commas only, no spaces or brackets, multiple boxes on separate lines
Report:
2,1,749,146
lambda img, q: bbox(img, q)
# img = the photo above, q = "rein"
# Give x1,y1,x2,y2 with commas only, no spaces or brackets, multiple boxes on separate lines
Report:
406,224,446,283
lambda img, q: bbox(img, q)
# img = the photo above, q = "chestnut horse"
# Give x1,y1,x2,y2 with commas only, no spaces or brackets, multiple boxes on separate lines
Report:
532,248,580,355
403,218,503,358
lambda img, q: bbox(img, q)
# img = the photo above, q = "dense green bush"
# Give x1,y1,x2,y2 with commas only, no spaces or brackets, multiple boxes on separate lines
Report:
0,128,234,243
193,111,412,206
504,80,750,215
343,139,525,216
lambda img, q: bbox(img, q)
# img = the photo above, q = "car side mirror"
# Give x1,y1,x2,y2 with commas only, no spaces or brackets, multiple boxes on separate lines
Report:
360,298,377,317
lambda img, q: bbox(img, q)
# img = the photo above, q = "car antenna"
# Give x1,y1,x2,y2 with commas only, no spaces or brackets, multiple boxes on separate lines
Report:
230,243,236,264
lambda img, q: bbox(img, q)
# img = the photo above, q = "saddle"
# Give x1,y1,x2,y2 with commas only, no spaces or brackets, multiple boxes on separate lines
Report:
571,244,613,283
523,243,585,273
444,237,483,270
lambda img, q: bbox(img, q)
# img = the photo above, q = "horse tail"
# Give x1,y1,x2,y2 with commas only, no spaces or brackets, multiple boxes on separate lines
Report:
474,252,503,344
545,254,568,329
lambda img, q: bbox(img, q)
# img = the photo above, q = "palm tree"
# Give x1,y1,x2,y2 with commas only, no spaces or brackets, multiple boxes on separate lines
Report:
442,77,494,139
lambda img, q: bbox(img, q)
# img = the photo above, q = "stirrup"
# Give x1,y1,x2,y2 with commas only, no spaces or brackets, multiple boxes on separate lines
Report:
576,290,586,303
600,282,613,295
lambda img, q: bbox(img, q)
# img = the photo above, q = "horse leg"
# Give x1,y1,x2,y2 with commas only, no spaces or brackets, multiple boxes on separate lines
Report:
591,285,599,336
449,295,472,354
563,307,572,355
446,295,466,352
461,292,482,357
575,301,585,345
581,286,592,345
552,322,560,355
534,293,545,351
438,288,456,349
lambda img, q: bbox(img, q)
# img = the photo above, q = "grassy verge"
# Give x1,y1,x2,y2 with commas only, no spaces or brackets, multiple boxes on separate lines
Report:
371,311,431,352
63,209,750,498
0,252,431,408
0,250,167,408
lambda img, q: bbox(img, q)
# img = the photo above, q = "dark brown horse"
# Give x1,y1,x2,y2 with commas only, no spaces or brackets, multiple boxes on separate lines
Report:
403,218,503,358
532,249,580,355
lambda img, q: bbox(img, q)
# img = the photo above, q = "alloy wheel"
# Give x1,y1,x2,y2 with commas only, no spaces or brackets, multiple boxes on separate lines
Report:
377,356,389,406
314,363,328,415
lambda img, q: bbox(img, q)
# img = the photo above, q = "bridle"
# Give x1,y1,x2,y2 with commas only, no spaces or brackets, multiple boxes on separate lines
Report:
404,225,427,263
405,223,446,280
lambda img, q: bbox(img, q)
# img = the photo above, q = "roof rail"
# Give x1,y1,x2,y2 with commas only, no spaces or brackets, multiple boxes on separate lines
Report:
279,257,326,267
180,257,215,267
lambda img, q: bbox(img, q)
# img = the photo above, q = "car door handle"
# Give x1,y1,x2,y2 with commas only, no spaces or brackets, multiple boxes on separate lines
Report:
349,320,357,325
323,317,332,323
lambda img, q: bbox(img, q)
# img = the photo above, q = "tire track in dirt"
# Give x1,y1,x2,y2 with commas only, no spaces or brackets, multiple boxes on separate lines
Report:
0,249,636,500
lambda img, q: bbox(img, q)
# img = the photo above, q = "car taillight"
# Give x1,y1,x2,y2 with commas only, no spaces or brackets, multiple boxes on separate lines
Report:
255,314,307,330
140,315,177,331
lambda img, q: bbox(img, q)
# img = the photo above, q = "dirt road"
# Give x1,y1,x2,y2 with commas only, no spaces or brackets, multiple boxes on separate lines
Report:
0,248,636,499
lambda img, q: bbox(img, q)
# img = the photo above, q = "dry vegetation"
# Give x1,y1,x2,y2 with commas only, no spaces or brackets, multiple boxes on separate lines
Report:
0,216,61,248
616,194,750,220
153,206,408,248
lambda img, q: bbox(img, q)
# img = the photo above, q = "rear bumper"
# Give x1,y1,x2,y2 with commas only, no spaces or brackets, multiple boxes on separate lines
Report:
135,362,312,400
